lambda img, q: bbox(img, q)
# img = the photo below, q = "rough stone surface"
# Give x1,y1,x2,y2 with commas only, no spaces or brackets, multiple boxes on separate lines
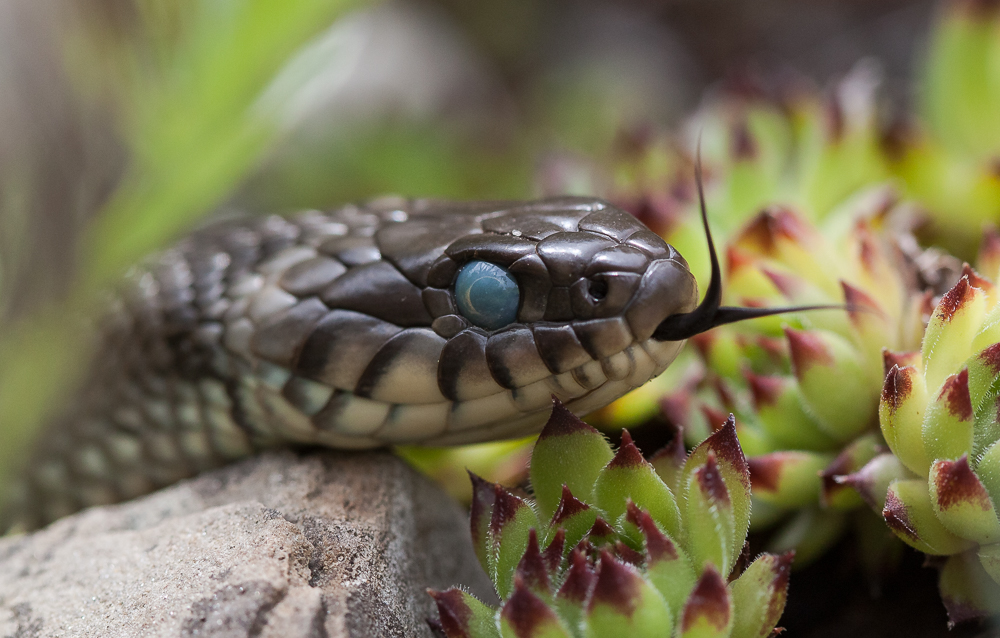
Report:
0,451,496,637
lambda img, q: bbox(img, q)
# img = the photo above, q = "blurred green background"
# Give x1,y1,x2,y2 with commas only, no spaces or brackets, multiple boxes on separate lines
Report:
0,0,945,492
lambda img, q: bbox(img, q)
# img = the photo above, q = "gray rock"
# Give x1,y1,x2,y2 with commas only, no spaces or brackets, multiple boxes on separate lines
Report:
0,451,496,637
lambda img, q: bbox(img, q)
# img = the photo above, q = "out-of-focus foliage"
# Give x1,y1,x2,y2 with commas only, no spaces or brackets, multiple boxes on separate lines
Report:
889,0,1000,257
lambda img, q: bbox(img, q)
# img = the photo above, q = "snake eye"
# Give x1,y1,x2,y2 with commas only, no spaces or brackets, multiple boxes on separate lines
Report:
454,260,520,330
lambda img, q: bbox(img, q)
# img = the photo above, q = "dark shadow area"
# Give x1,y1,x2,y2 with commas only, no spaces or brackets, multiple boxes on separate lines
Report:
780,537,994,637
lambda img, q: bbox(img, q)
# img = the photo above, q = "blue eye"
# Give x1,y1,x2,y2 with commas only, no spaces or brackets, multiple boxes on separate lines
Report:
454,260,520,330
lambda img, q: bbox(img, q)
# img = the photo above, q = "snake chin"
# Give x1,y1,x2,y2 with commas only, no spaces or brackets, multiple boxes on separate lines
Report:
422,337,684,446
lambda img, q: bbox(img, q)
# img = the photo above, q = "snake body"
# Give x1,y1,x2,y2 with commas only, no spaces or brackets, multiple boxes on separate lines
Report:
1,196,697,532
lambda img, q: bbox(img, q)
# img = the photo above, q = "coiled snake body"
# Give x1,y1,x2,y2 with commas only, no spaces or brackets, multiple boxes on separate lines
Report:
1,197,701,532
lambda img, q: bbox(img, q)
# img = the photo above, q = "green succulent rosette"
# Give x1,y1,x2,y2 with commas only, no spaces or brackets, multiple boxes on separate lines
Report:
430,401,792,638
842,252,1000,624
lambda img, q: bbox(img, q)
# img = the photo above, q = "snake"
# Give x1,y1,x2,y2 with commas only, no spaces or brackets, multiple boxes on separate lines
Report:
0,181,823,533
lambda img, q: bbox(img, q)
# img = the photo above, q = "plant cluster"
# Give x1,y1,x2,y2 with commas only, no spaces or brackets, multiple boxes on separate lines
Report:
844,255,1000,623
430,402,791,638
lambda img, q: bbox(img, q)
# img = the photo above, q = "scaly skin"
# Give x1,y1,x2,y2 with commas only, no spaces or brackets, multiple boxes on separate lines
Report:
1,196,697,532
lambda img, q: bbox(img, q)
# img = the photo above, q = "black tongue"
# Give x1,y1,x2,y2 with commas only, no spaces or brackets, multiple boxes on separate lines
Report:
654,303,850,341
653,157,848,342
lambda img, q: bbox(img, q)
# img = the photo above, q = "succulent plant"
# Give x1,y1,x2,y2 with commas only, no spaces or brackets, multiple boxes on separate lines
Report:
682,196,932,564
429,400,792,638
840,249,1000,624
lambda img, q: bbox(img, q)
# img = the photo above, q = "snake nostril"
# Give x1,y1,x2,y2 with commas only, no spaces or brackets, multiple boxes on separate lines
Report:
587,279,608,303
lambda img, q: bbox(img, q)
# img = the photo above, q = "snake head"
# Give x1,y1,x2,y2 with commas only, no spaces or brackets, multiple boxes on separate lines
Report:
366,197,697,443
435,198,699,338
91,178,840,455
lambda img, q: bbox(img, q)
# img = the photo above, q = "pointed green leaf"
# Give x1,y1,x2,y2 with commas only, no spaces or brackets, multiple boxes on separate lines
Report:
746,373,836,451
922,368,975,462
470,472,498,572
971,304,1000,357
966,342,1000,410
939,550,1000,628
819,433,883,509
975,438,1000,508
491,487,541,599
500,578,573,638
684,451,736,573
629,505,696,618
515,530,553,599
650,424,687,494
841,282,894,366
922,276,987,392
585,517,618,547
679,566,733,638
729,552,793,638
593,431,682,541
583,551,673,638
747,451,833,509
530,399,614,521
683,416,752,566
554,548,597,630
879,364,930,476
785,328,877,441
548,485,599,551
836,453,914,512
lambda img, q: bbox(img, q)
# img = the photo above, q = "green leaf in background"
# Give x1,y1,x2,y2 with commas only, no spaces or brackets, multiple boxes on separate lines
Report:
87,0,373,290
923,1,1000,158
